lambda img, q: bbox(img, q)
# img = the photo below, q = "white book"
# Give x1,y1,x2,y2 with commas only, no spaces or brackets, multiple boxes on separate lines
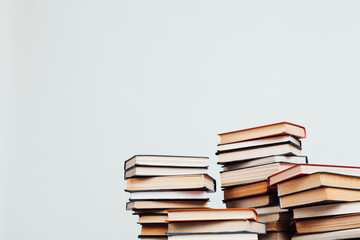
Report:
291,228,360,240
130,191,209,200
293,201,360,219
222,155,307,171
168,233,258,240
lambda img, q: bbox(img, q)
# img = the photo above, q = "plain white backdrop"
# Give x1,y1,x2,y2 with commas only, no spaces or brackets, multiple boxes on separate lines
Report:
1,1,360,239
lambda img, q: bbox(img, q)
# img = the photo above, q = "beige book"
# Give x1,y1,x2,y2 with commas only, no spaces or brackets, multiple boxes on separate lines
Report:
141,223,168,236
280,187,360,208
225,194,278,208
126,200,208,210
221,163,295,187
125,166,208,178
218,122,306,145
126,174,215,192
291,228,360,240
168,233,258,240
139,215,168,224
277,172,360,196
168,220,266,234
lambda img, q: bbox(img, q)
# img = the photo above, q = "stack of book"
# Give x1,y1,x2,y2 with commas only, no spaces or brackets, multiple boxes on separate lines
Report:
124,155,216,240
268,164,360,240
217,122,307,240
166,208,266,240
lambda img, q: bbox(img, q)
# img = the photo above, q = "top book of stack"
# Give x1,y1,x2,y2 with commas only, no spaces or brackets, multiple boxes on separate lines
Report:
218,122,306,145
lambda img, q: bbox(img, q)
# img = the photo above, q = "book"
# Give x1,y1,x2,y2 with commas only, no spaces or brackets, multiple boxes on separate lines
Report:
258,213,292,223
218,122,306,145
140,223,168,236
266,222,294,232
223,181,276,201
168,233,258,240
295,213,360,234
255,206,289,215
166,208,258,222
221,163,295,187
218,135,301,152
125,155,208,170
222,156,308,171
279,187,360,208
167,220,266,235
225,194,278,208
291,228,360,240
125,166,208,178
268,164,360,186
126,200,209,210
293,201,360,219
139,237,167,240
125,174,216,192
259,232,291,240
133,209,168,215
277,172,360,196
217,143,301,164
130,191,209,201
139,215,168,224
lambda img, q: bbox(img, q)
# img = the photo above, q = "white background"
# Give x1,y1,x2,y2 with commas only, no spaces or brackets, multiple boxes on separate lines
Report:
1,1,360,239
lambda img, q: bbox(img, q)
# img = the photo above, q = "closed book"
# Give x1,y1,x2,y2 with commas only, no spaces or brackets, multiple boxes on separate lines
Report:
223,181,276,201
268,164,360,186
295,213,360,234
291,228,360,240
266,221,294,232
166,208,258,222
126,200,209,210
258,213,292,223
168,233,258,240
139,215,168,224
255,206,289,215
125,166,208,179
125,174,215,192
218,135,301,152
225,194,278,208
130,191,209,201
221,163,295,188
141,223,168,236
125,155,208,170
222,156,307,171
279,187,360,208
277,172,360,196
293,201,360,219
218,143,301,164
168,219,266,235
259,232,291,240
218,122,306,145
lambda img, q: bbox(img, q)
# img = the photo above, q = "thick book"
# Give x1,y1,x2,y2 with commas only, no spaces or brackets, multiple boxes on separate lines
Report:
259,232,291,240
141,223,168,236
222,156,308,171
223,181,276,201
125,174,216,192
218,122,306,145
167,219,266,235
221,163,295,188
279,187,360,208
291,228,360,240
268,164,360,186
255,206,289,215
218,135,301,152
166,208,258,222
168,233,258,240
225,194,278,208
130,191,209,201
125,166,208,179
258,212,292,223
217,143,301,164
266,221,294,232
125,155,208,170
126,200,209,210
277,172,360,196
293,201,360,219
295,213,360,234
139,215,168,224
